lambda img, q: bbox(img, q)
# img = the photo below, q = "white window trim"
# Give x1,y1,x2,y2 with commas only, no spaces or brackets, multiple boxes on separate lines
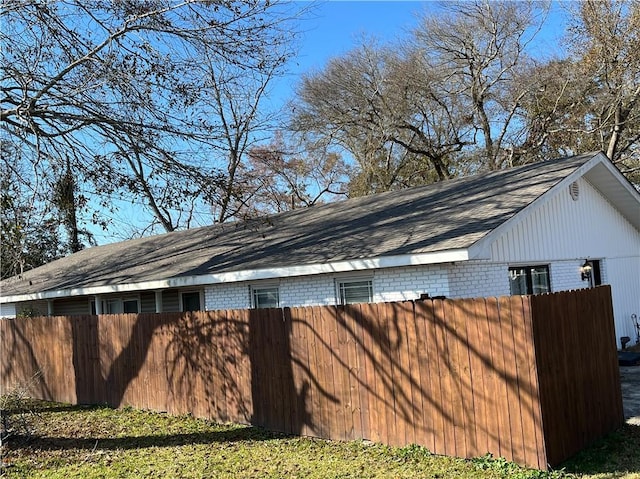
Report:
90,294,140,314
250,283,280,309
335,276,374,305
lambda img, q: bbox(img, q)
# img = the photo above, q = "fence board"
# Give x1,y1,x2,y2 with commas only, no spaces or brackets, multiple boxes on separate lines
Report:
0,287,624,470
467,298,489,458
359,302,381,443
343,306,362,441
337,306,354,442
385,301,404,446
412,301,433,451
484,297,510,460
402,301,420,446
305,306,324,438
379,301,399,446
457,298,477,458
424,299,447,456
500,297,525,465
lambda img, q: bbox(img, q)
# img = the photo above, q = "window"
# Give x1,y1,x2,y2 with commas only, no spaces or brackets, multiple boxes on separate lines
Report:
90,297,139,314
338,279,373,305
509,266,550,295
181,291,202,312
123,299,139,313
106,299,122,314
252,286,279,309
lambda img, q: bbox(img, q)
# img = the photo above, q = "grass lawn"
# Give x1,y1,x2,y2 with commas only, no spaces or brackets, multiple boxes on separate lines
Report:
1,400,638,479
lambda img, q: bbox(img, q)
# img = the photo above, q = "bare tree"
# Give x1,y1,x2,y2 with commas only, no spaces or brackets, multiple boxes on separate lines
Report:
1,142,65,279
291,41,469,196
509,0,639,183
413,0,549,171
195,49,290,223
290,2,551,196
566,0,639,176
246,132,349,214
1,0,299,239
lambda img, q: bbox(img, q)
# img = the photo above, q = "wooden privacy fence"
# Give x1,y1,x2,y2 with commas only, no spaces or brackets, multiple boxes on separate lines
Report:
0,286,623,470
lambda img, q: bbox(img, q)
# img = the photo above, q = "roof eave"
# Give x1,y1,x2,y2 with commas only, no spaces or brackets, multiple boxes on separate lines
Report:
0,248,471,304
469,152,612,258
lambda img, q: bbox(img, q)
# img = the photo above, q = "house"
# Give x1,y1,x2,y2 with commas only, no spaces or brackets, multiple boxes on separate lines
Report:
1,151,639,342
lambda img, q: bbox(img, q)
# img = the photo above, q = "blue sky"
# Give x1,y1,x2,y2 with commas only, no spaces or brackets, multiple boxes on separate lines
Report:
277,1,433,100
295,1,426,68
91,1,571,243
268,1,569,109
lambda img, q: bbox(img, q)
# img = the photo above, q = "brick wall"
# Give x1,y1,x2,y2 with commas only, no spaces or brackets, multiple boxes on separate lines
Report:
279,275,336,307
550,260,584,292
202,259,601,312
204,283,250,310
373,265,449,302
447,261,508,298
204,264,452,310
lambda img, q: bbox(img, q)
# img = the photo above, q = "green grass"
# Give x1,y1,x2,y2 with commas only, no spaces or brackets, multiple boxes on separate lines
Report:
1,400,638,478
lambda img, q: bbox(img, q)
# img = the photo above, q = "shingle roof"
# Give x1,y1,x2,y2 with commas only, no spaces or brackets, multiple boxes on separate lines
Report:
0,152,600,297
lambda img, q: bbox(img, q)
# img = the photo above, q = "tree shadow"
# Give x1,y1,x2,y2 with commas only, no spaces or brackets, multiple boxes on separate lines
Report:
0,318,53,400
4,427,287,452
2,287,622,472
248,307,322,435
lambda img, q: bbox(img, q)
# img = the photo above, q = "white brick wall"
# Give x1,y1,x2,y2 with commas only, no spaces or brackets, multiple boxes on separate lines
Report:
204,264,452,310
204,283,250,310
550,260,584,292
203,259,604,311
279,276,335,307
447,261,509,299
373,265,449,302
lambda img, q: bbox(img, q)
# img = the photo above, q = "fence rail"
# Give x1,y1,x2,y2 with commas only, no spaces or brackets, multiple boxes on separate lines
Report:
0,286,623,470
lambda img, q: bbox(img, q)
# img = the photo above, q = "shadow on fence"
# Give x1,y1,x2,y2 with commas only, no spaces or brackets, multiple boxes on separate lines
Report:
0,286,623,470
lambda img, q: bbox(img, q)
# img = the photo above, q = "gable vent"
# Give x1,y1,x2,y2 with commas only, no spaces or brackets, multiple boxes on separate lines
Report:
569,181,579,201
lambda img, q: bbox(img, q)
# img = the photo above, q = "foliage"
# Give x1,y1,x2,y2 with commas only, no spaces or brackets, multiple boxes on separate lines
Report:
2,399,639,478
0,371,44,449
0,143,66,279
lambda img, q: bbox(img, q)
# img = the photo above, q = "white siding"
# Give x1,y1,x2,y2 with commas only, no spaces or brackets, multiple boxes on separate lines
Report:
488,176,640,342
54,297,90,315
489,178,639,261
607,257,640,341
161,289,180,312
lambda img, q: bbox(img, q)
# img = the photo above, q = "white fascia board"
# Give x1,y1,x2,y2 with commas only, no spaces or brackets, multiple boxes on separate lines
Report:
0,249,469,303
468,152,606,259
595,157,640,199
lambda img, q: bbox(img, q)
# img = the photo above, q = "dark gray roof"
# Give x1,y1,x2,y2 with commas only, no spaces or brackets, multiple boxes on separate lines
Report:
1,152,601,297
